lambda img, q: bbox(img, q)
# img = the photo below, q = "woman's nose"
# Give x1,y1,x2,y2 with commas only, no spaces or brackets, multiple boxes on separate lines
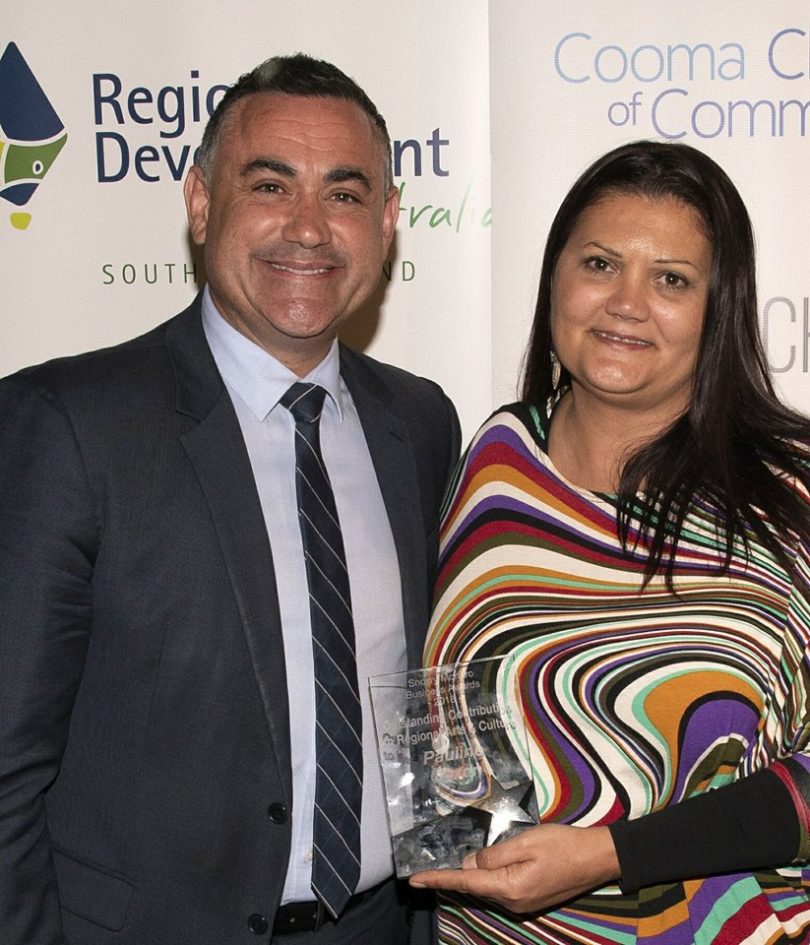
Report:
605,275,649,321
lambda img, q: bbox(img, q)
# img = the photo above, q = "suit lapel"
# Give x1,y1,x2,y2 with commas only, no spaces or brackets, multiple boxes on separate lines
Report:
165,302,292,801
340,348,429,668
161,308,431,797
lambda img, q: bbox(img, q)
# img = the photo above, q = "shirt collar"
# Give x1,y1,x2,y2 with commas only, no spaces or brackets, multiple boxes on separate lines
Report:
201,285,345,422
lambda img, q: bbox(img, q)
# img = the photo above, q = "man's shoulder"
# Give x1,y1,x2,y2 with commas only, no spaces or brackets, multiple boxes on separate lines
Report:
339,344,449,406
339,345,461,464
3,301,201,400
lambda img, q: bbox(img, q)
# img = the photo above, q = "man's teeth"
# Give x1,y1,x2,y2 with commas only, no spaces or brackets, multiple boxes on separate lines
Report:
269,263,330,274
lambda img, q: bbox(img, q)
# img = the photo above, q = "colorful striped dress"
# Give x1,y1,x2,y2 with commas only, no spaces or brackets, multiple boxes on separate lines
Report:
424,402,810,945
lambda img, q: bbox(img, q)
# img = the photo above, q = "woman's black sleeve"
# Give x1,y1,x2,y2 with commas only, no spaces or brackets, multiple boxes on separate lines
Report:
609,768,800,894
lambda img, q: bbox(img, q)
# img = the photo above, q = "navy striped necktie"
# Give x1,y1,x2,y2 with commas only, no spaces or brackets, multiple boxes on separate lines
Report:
280,381,362,918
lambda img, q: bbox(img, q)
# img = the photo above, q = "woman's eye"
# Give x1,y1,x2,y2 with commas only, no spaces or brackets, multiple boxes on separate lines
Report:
585,256,611,273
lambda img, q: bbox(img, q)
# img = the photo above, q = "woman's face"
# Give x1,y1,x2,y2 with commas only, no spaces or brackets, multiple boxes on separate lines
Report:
551,192,712,424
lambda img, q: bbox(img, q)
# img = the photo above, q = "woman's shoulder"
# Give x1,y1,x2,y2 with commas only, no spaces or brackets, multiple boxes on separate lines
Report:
751,436,810,538
788,436,810,463
469,400,552,451
765,434,810,481
781,436,810,498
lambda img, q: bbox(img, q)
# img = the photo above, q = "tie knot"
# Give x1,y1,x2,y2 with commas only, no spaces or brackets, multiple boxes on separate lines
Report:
280,382,327,425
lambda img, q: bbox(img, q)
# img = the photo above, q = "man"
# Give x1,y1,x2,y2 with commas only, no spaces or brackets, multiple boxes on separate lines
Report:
0,55,459,944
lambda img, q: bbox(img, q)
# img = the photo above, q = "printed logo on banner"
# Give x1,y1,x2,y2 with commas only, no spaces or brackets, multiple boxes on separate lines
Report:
0,42,67,231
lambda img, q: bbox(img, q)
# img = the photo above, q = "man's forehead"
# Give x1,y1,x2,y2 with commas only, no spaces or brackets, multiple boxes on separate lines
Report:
228,93,377,147
215,92,388,182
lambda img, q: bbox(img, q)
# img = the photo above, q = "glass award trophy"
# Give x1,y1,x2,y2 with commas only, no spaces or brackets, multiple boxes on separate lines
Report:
369,655,537,877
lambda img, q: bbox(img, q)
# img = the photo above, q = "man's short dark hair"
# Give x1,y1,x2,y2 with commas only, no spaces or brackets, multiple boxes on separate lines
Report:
197,53,393,189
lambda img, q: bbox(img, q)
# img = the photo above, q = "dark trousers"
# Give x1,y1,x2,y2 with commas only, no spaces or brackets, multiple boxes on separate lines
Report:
272,879,413,945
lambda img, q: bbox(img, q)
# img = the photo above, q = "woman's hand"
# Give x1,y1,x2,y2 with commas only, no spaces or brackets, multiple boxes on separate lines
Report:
409,824,620,914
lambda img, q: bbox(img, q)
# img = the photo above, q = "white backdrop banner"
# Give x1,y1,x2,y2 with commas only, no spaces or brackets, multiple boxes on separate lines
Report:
2,0,491,439
490,0,810,415
2,1,808,441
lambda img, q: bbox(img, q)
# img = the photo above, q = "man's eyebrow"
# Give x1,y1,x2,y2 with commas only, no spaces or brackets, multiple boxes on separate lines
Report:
241,157,296,177
324,167,372,190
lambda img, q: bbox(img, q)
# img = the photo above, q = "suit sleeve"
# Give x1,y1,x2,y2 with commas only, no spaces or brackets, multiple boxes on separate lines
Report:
437,386,462,495
0,373,98,944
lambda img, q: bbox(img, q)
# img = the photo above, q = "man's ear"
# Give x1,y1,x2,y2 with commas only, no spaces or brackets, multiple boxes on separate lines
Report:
381,184,400,251
184,165,210,246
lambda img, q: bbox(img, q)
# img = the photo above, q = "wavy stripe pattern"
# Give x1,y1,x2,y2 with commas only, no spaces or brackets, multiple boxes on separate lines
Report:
424,404,810,945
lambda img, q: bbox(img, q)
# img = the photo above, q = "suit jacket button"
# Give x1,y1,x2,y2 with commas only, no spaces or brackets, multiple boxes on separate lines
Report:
248,913,268,935
267,802,288,824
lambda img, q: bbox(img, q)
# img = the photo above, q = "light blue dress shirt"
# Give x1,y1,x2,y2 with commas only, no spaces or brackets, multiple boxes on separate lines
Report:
202,288,406,901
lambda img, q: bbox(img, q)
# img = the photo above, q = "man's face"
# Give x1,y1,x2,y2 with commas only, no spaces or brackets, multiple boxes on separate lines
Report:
185,93,398,375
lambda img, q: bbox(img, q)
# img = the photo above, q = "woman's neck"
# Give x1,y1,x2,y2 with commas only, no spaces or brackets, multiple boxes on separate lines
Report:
548,389,677,492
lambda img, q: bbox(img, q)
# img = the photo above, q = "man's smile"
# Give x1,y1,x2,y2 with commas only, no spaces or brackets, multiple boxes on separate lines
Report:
265,261,338,275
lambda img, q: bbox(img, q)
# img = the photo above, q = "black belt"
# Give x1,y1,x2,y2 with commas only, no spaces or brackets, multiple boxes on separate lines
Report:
273,881,387,935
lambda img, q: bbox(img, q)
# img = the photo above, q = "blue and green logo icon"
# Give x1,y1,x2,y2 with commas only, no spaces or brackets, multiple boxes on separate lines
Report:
0,42,67,231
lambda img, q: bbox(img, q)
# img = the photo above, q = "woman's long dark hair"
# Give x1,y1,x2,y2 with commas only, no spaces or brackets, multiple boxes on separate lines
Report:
521,140,810,586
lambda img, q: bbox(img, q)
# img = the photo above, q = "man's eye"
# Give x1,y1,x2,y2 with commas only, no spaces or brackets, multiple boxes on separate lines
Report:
332,191,360,204
255,182,283,194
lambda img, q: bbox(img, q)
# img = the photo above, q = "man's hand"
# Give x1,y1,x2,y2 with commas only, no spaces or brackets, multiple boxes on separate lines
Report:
409,824,619,914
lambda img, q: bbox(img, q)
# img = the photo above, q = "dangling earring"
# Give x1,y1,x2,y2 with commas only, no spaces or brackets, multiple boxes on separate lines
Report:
550,349,561,390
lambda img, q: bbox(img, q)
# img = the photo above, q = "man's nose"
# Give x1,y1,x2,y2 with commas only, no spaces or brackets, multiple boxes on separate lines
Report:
281,193,331,248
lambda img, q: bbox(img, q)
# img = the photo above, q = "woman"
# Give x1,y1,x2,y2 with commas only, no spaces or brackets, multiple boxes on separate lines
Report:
411,141,810,944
